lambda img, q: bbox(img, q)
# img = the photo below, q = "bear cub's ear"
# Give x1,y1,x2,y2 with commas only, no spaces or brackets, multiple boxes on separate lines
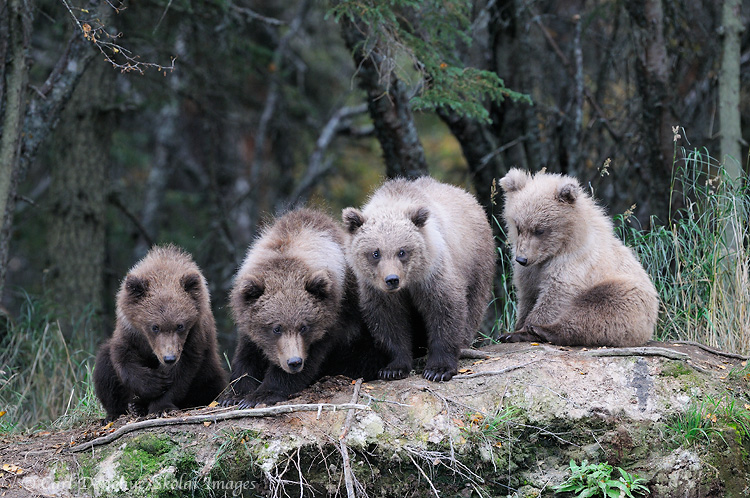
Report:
181,272,203,299
305,270,332,300
409,207,429,228
240,276,265,303
125,275,149,301
342,208,365,234
556,179,580,204
499,168,530,193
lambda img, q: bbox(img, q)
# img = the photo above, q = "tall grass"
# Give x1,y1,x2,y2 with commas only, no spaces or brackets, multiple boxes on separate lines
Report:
0,294,103,432
616,148,750,354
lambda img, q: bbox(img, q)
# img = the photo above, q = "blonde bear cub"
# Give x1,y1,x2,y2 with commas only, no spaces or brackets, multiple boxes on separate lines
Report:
499,168,659,347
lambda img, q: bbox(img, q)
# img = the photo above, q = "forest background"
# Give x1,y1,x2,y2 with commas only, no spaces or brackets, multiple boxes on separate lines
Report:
0,0,748,429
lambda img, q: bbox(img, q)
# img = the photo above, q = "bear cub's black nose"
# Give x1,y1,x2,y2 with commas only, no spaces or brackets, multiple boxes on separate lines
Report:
287,357,303,371
163,355,177,364
515,256,528,266
385,274,400,289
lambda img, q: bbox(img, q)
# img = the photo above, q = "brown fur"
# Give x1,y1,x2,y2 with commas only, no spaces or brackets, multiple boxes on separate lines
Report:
94,245,226,421
223,208,384,408
343,177,496,382
499,168,659,347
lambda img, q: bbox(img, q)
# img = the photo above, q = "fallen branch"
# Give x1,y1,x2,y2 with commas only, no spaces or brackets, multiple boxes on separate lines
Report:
69,402,369,453
583,347,689,361
669,340,749,361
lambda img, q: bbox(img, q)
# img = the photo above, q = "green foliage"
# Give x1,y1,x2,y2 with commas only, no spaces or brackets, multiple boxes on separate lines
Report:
553,459,649,497
488,210,518,340
462,405,523,447
666,395,750,447
329,0,531,123
616,148,750,354
0,294,103,432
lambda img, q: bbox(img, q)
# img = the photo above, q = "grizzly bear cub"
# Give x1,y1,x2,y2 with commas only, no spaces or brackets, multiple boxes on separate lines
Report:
498,168,659,347
94,245,227,422
222,208,384,408
343,177,496,382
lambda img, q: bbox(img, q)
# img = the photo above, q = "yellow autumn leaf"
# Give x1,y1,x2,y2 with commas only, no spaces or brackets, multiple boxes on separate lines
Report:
0,411,6,418
203,421,211,427
2,464,24,475
208,401,219,408
104,421,114,429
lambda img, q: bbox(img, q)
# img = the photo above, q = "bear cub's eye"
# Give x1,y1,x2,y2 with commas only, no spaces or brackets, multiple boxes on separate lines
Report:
371,249,380,260
299,325,308,333
272,325,282,335
176,324,185,332
151,324,160,333
397,249,407,259
533,228,545,236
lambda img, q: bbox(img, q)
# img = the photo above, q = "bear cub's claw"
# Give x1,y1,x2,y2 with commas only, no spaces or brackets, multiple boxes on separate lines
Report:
218,395,241,407
378,367,409,380
423,366,456,382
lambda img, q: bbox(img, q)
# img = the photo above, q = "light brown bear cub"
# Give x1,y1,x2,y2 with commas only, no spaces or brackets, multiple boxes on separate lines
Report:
223,208,384,408
343,177,496,382
499,168,659,347
94,245,227,422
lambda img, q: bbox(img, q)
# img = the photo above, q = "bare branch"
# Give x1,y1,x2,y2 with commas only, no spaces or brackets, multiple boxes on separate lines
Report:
229,4,285,26
60,0,176,74
582,347,689,361
288,103,368,206
69,402,370,453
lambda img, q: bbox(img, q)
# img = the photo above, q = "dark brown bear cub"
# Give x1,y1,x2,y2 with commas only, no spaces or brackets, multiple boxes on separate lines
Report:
222,208,384,408
94,245,226,422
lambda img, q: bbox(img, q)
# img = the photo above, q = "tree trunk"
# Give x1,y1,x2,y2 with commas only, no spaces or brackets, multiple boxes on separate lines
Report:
718,0,743,180
45,63,112,332
339,14,428,179
625,0,676,223
0,0,32,300
0,0,106,301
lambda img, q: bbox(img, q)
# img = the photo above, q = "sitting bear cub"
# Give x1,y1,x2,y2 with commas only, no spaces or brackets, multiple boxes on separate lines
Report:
499,168,659,347
94,245,226,422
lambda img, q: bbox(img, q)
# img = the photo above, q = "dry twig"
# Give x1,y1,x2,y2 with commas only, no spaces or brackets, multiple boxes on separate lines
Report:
339,379,363,498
